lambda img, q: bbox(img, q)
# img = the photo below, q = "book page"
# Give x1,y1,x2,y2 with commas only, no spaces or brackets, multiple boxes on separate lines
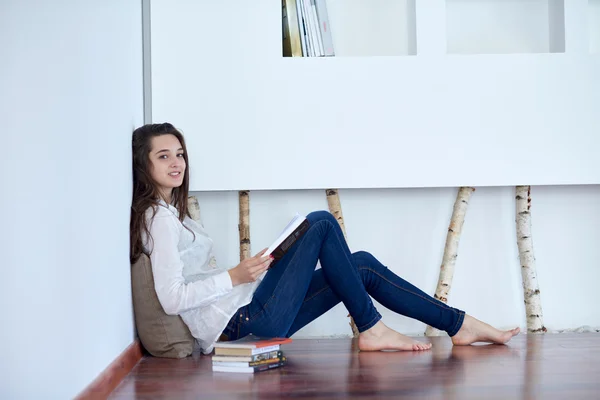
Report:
264,214,304,256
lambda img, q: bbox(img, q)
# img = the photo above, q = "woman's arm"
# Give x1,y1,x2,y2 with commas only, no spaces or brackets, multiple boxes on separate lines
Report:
148,210,233,315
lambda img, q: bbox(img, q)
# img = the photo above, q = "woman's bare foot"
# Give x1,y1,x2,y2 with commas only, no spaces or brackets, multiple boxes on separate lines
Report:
358,321,432,351
451,314,520,346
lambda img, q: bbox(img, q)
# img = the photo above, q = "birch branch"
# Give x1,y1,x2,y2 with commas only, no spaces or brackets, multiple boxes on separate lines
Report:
238,190,251,262
326,188,360,338
425,187,475,337
516,186,546,334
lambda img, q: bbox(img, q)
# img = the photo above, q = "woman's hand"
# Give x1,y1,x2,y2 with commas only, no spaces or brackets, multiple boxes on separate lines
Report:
228,248,273,286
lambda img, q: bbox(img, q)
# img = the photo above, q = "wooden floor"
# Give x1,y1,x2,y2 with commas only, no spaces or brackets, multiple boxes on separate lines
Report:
110,333,600,399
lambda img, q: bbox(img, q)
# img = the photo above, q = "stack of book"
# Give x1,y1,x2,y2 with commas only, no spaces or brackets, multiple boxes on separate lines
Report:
282,0,334,57
212,335,292,373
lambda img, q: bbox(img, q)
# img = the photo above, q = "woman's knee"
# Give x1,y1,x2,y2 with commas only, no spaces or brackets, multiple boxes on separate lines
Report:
307,210,337,225
352,250,377,267
353,251,387,275
353,251,386,289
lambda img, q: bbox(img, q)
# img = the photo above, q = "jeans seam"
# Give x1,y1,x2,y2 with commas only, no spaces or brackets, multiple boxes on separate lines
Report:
356,314,381,332
247,227,317,322
248,280,328,323
448,310,465,336
248,283,328,323
361,266,465,335
361,267,456,311
247,295,274,322
303,285,330,303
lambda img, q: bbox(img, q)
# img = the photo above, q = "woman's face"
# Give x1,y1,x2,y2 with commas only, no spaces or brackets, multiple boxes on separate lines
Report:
148,134,186,201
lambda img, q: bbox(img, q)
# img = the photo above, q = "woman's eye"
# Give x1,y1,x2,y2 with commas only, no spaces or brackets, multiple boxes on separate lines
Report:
177,153,184,158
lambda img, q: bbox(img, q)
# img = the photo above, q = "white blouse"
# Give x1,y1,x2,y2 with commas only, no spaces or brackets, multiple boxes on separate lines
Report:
143,200,263,354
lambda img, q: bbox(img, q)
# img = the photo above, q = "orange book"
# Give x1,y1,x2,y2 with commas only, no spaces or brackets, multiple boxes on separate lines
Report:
214,335,292,356
215,334,292,349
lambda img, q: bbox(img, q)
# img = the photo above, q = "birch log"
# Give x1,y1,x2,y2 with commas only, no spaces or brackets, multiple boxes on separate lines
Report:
188,196,201,221
425,187,475,337
326,189,360,338
516,186,546,333
326,189,348,237
238,190,251,262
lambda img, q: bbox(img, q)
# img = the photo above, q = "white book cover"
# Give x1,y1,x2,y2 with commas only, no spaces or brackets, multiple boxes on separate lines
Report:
264,213,307,257
301,0,317,56
311,2,325,56
295,0,308,56
314,0,335,56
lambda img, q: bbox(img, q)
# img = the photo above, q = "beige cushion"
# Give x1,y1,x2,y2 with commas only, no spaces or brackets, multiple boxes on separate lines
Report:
131,253,195,358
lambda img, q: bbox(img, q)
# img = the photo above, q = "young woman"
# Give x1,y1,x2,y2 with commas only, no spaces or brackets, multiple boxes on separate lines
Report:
130,123,520,355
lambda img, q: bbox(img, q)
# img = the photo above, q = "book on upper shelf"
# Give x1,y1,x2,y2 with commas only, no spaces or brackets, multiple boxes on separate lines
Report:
264,213,309,264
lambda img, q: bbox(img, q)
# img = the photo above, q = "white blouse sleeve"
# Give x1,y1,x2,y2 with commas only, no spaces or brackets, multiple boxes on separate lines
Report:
147,209,233,315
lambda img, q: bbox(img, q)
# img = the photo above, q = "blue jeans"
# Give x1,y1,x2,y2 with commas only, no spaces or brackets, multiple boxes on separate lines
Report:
222,211,465,340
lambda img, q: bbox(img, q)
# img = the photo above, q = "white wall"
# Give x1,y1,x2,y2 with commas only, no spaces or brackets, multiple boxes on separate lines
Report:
591,0,600,53
446,0,556,54
193,185,600,337
150,1,600,191
0,1,143,399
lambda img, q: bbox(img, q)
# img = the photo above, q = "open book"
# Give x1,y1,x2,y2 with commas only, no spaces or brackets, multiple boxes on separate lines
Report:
264,213,310,264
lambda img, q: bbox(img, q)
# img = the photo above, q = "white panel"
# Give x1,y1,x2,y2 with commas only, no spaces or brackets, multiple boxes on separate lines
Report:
151,1,600,191
326,0,417,56
563,0,588,53
416,0,446,55
591,0,600,53
446,0,554,54
0,1,143,398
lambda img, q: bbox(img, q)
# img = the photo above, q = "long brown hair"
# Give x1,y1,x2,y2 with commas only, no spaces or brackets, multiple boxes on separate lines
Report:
130,122,192,264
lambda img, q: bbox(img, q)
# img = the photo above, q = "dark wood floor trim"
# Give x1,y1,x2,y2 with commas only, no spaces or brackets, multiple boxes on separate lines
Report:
75,339,143,400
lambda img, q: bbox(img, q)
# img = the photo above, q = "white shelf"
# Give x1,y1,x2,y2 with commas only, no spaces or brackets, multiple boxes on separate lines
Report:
323,0,417,56
150,1,600,191
446,0,566,54
591,0,600,53
285,1,598,56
